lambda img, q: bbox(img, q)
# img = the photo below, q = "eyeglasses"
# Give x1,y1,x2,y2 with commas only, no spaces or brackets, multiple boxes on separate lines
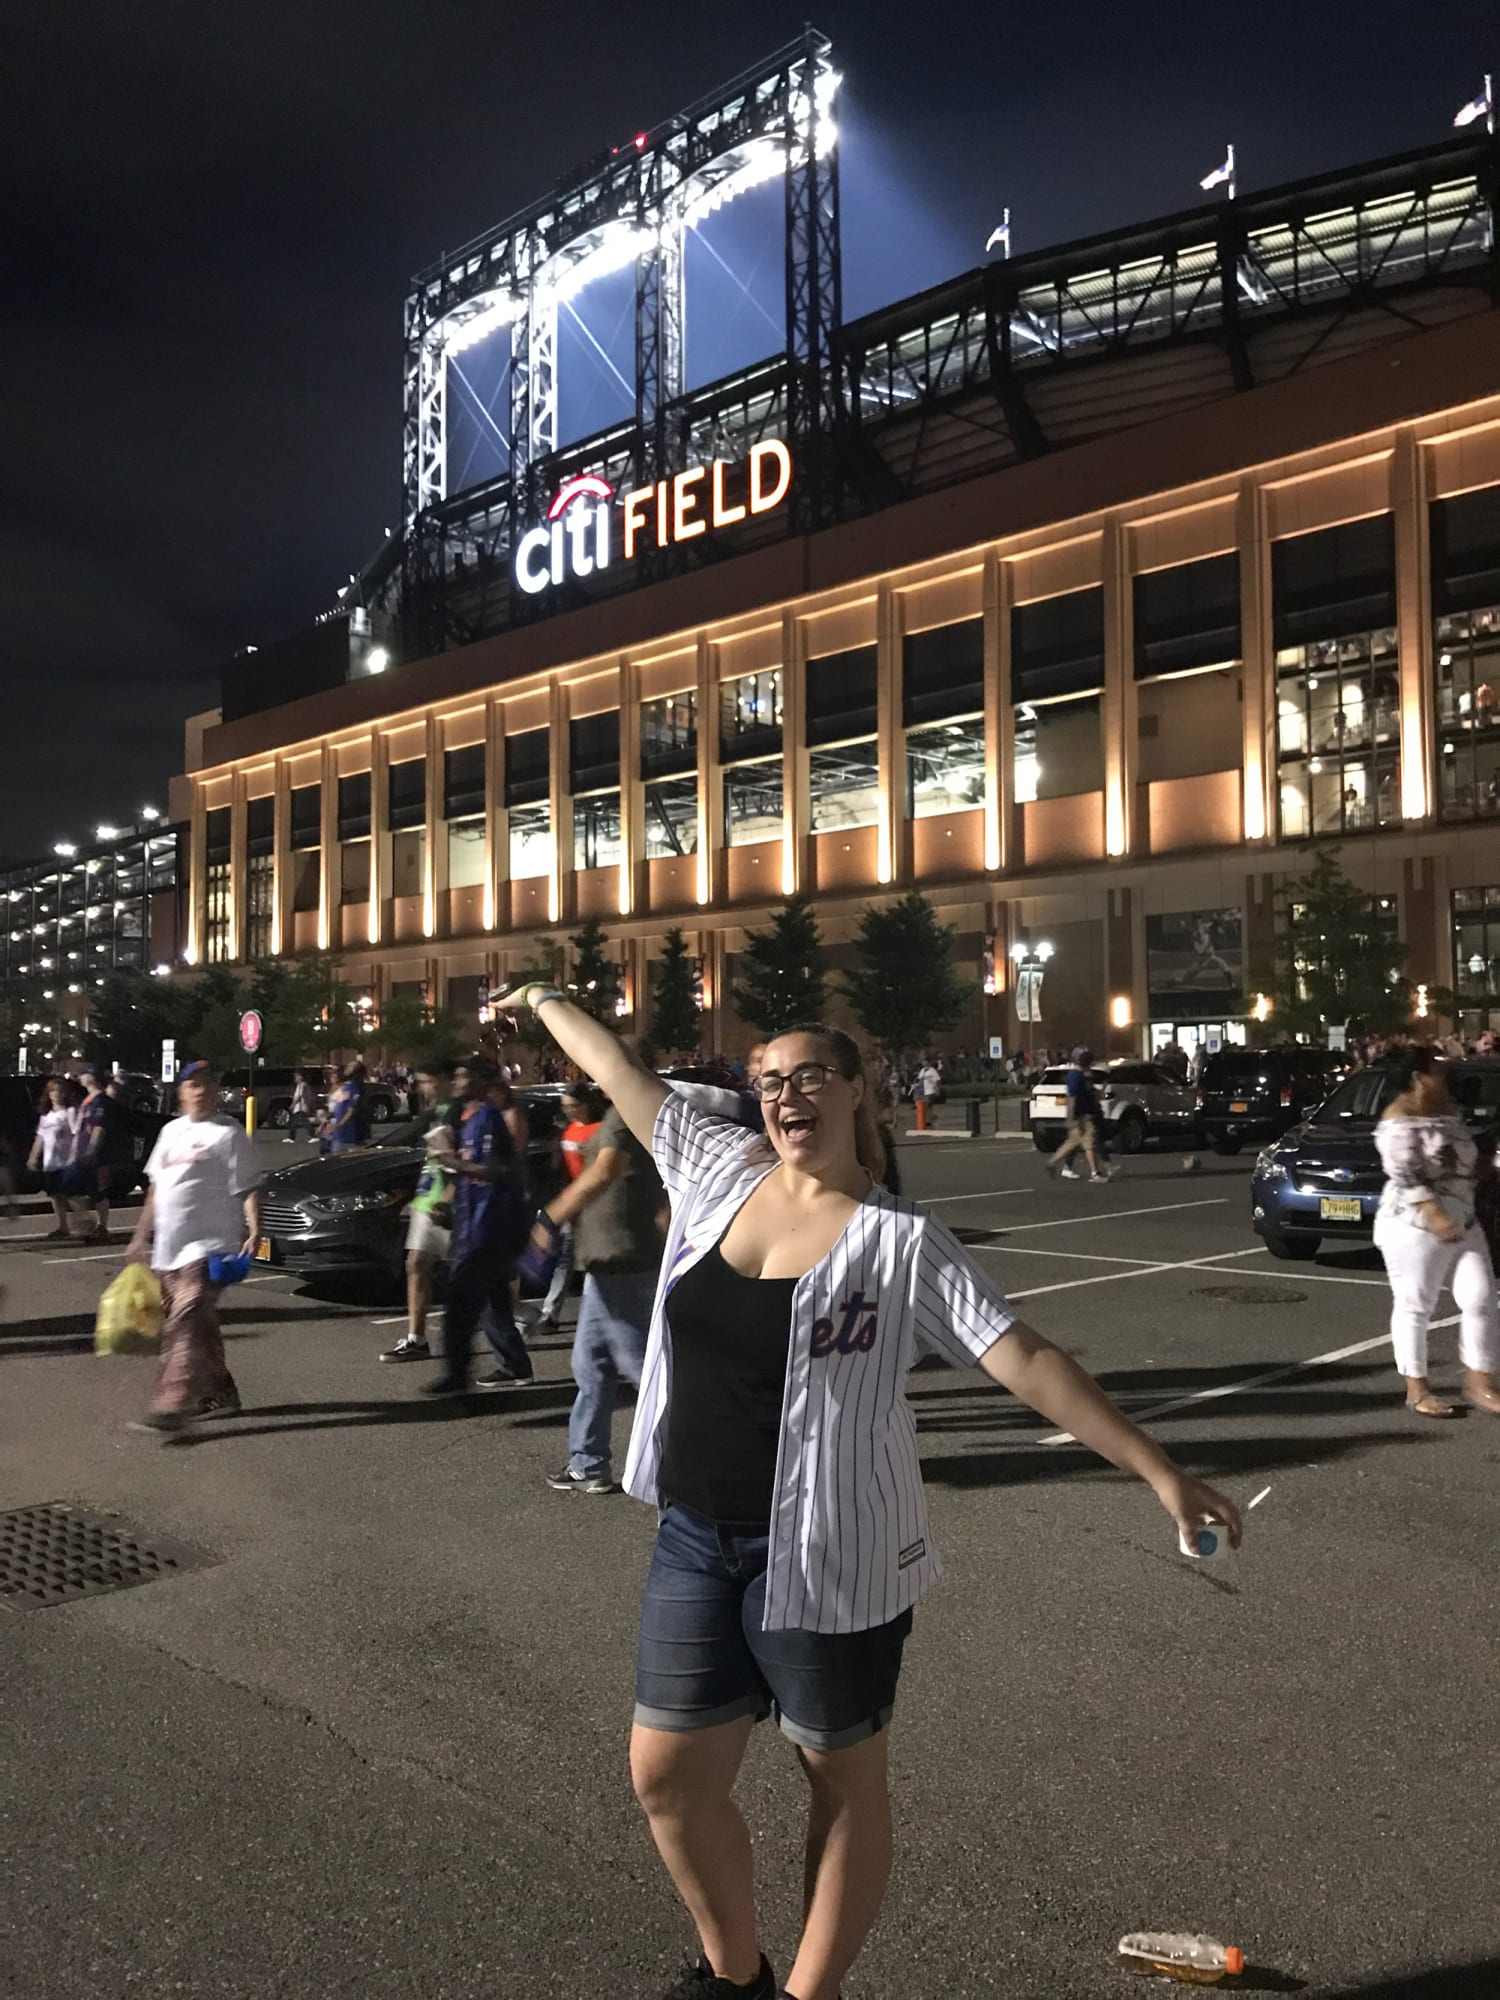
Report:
754,1063,833,1102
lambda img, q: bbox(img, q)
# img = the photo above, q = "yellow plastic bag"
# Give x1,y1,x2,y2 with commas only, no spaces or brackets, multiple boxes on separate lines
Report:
94,1263,164,1356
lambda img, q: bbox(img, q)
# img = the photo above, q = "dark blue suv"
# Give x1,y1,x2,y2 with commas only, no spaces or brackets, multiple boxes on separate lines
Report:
1250,1060,1500,1259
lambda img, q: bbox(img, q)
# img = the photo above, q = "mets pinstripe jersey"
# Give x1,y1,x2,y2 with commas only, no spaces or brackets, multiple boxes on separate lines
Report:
622,1092,1018,1633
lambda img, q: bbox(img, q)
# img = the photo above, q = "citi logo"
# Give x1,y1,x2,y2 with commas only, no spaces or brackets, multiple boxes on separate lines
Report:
809,1290,879,1358
514,441,793,597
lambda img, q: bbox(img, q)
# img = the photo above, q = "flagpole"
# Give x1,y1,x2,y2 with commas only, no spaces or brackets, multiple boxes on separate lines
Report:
1227,142,1237,201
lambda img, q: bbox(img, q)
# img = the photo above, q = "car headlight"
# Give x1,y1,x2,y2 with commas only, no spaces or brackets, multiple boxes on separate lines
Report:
1254,1148,1288,1183
305,1189,401,1218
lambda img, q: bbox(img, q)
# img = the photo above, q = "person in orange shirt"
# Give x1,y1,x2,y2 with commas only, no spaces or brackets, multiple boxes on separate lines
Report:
533,1082,605,1336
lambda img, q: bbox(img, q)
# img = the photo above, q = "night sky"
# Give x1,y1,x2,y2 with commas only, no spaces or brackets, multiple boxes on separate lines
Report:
5,0,1493,856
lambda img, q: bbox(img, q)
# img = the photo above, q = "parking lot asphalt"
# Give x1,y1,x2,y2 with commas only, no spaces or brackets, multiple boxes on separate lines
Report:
1,1134,1497,1999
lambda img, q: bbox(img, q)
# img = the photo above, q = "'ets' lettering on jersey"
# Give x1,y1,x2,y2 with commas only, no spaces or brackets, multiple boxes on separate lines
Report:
513,441,793,597
809,1290,879,1358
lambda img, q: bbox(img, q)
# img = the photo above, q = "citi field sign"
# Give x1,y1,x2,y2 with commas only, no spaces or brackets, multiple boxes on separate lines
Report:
513,440,793,597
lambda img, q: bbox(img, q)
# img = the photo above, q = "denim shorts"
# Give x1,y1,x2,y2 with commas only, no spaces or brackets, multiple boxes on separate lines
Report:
633,1502,912,1753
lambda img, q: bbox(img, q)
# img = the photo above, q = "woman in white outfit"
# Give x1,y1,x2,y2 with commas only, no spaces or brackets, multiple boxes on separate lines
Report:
1373,1046,1500,1419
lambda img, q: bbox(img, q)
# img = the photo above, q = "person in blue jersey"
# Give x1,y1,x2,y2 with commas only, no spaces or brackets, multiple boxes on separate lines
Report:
420,1057,533,1395
489,979,1240,2000
321,1058,369,1154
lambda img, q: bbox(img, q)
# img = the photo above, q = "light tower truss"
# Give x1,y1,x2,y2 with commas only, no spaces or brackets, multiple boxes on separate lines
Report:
401,29,841,544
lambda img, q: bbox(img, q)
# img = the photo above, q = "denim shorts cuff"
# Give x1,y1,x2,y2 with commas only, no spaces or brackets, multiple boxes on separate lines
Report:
632,1692,770,1734
773,1701,894,1753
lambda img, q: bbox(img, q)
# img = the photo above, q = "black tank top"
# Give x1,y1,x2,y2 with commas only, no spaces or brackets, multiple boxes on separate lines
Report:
658,1241,797,1528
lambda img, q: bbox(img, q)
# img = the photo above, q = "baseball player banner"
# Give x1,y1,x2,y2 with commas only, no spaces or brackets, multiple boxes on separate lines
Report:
1146,908,1245,1020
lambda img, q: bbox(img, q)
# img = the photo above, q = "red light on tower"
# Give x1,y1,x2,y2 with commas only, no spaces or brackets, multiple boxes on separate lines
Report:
633,132,647,149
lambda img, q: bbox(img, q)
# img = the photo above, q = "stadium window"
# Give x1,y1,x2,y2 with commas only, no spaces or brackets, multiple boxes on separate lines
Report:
644,775,699,859
720,671,783,761
390,829,425,900
1011,589,1105,802
505,729,550,809
443,744,485,820
1272,518,1399,840
509,803,552,879
723,759,784,847
574,791,622,871
904,621,984,819
806,646,879,835
570,711,620,795
447,816,486,889
340,840,371,905
388,758,427,832
337,772,372,841
1432,488,1500,824
640,692,697,778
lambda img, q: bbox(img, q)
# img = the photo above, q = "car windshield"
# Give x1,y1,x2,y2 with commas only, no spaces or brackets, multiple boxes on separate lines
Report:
1319,1063,1500,1126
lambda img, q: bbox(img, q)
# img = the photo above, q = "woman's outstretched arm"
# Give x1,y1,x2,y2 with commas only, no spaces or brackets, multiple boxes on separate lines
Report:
496,981,669,1153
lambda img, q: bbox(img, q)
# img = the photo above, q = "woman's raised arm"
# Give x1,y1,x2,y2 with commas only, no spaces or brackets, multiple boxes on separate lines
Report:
497,981,670,1152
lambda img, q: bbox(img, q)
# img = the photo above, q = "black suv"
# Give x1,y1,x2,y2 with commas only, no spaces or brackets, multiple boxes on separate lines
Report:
1197,1045,1349,1154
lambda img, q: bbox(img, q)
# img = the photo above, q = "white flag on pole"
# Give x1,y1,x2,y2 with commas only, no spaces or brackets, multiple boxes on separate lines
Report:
1453,78,1491,128
1200,153,1234,191
985,208,1012,256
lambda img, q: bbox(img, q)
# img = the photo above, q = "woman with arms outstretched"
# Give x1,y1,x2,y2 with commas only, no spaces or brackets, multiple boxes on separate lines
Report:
501,980,1241,2000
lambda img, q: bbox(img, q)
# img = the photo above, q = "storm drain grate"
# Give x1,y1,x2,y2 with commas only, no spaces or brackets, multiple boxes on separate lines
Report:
0,1504,215,1612
1193,1284,1309,1306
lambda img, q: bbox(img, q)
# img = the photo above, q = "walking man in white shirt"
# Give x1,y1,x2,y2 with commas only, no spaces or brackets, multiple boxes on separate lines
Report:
124,1060,261,1435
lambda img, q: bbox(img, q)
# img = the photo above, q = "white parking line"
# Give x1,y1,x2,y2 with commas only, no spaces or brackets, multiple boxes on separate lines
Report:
973,1243,1165,1268
370,1309,444,1326
1036,1315,1457,1445
976,1197,1228,1235
998,1245,1264,1303
926,1188,1037,1204
42,1250,122,1265
1232,1249,1385,1288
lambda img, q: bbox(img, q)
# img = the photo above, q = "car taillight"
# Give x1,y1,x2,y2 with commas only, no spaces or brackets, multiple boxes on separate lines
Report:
1280,1086,1293,1106
1194,1090,1204,1109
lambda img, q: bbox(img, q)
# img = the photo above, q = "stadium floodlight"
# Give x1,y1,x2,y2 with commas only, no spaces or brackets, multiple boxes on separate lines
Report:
139,805,161,821
1454,75,1493,133
1200,145,1236,199
366,646,390,673
53,841,76,857
95,823,119,841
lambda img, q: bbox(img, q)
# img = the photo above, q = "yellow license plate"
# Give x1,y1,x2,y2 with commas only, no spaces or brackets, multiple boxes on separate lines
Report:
1229,1100,1249,1113
1319,1197,1361,1222
255,1237,273,1262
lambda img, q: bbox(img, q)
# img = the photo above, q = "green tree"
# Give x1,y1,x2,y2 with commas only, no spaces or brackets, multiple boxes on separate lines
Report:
651,926,703,1057
1276,846,1411,1038
568,916,620,1020
87,968,200,1072
256,957,363,1064
732,894,826,1034
373,992,467,1070
843,892,971,1061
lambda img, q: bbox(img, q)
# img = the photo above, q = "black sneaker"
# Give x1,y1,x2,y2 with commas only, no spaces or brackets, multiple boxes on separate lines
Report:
475,1366,535,1390
546,1464,618,1495
127,1410,197,1438
196,1392,243,1420
418,1375,470,1397
380,1335,431,1363
660,1957,776,2000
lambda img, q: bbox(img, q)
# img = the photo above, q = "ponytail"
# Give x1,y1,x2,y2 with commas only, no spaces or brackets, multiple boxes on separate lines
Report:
776,1022,892,1187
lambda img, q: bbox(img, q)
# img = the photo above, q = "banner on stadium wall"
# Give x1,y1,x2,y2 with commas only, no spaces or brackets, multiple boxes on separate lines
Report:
1145,909,1244,1020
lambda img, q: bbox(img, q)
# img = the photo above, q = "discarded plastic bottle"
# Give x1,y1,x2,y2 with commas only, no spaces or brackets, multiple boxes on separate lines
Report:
1117,1933,1245,1984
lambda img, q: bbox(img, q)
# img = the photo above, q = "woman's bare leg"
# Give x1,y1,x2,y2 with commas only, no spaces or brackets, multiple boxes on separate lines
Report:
784,1733,893,2000
631,1718,761,1982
